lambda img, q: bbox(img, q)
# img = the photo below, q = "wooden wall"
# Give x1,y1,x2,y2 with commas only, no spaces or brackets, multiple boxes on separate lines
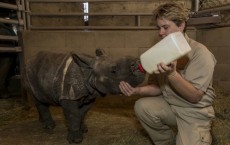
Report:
197,27,230,91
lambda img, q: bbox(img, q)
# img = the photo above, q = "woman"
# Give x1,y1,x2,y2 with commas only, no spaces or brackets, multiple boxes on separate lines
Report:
119,2,216,145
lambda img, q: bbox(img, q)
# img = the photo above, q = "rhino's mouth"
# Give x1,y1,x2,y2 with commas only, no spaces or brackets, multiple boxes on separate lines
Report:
137,63,145,73
131,60,145,74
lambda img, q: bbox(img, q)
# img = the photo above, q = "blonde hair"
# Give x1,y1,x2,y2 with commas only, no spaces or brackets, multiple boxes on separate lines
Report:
153,2,189,27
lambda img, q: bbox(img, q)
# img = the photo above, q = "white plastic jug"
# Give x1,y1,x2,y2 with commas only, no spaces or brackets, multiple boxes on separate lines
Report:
140,32,191,74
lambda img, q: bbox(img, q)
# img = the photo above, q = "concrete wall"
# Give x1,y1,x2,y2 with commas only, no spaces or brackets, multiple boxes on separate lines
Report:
197,27,230,90
22,29,196,61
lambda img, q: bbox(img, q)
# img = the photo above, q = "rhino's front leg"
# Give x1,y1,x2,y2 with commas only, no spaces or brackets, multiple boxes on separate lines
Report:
60,100,83,144
79,98,96,133
34,98,56,130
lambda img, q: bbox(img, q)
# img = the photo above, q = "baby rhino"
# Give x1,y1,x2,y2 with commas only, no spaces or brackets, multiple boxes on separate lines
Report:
24,49,145,144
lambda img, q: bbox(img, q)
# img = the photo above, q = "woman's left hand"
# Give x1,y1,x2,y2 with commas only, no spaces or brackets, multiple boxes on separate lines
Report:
154,61,177,76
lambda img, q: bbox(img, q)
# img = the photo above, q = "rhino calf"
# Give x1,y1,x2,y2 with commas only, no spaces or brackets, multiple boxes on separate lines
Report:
24,49,145,144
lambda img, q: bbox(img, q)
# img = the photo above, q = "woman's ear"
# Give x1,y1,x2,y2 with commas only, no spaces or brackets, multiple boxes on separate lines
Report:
178,22,185,32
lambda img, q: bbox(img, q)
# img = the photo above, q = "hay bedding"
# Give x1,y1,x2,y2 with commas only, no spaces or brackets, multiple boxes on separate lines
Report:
211,87,230,145
0,87,229,145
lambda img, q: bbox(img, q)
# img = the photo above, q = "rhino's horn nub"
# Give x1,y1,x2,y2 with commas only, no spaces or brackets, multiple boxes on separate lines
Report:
96,48,105,56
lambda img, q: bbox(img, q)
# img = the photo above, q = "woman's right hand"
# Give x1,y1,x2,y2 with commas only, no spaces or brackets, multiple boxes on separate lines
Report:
119,81,139,96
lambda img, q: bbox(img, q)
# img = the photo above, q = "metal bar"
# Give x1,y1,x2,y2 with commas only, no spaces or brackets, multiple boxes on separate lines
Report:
22,0,27,30
30,13,153,16
28,0,152,2
17,30,28,104
17,0,23,31
197,4,230,14
29,26,195,30
0,18,19,24
187,16,221,25
194,0,199,12
26,0,31,30
0,18,24,25
0,47,22,52
29,26,158,30
0,35,19,41
0,2,18,10
135,15,141,26
195,23,230,29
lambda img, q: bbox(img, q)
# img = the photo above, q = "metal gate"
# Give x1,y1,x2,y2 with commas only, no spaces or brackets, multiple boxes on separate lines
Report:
0,0,26,100
0,0,25,52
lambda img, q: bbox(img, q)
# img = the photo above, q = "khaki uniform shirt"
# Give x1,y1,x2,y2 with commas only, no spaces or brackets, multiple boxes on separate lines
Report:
158,34,217,108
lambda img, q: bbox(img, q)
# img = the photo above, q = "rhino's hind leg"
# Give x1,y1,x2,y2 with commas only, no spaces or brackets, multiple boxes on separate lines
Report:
60,100,83,144
34,98,56,130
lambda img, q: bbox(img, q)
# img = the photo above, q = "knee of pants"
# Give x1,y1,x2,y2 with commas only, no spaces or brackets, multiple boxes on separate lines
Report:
134,97,176,126
134,98,165,128
134,98,145,119
134,97,158,121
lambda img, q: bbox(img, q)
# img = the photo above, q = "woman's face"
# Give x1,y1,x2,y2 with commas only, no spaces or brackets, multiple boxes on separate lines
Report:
156,18,185,39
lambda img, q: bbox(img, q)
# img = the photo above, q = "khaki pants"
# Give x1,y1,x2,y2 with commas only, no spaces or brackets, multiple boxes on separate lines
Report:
134,96,215,145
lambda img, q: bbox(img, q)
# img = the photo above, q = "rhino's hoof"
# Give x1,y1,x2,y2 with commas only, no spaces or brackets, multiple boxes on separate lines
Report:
67,131,83,144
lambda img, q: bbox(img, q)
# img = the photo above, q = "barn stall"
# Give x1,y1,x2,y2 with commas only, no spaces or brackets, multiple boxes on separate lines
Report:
0,0,230,145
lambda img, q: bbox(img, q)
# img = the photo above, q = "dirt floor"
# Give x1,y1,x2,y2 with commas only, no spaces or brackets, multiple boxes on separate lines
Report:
0,86,230,145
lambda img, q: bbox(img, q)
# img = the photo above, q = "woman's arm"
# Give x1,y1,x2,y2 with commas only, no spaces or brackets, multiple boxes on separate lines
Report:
157,62,204,103
119,81,162,97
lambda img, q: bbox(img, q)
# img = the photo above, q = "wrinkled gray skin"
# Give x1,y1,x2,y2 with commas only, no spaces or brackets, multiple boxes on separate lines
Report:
24,49,145,144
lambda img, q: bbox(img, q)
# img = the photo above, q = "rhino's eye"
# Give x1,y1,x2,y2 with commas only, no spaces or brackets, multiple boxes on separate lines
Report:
111,70,116,74
131,63,136,71
131,63,135,67
111,66,117,74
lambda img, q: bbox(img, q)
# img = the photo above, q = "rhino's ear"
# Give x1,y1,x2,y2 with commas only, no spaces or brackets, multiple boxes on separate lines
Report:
72,53,94,69
96,48,106,57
